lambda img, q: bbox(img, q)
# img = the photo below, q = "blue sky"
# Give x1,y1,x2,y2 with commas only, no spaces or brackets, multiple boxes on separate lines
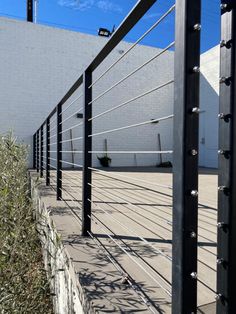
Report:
0,0,220,52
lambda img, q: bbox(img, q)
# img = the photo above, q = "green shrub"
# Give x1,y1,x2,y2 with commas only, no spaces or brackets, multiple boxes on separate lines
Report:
0,134,53,314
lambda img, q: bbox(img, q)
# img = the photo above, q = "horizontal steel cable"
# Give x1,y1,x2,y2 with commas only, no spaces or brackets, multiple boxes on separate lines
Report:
49,176,82,207
89,179,217,271
89,115,173,138
197,277,216,294
48,163,57,170
60,160,83,168
59,180,82,196
90,150,173,154
88,213,172,298
113,179,217,238
50,150,173,154
60,94,83,116
50,125,57,132
89,198,172,289
89,167,172,190
60,151,82,153
95,176,217,257
59,184,82,206
48,157,57,161
48,133,57,140
59,196,82,222
60,108,83,125
89,43,174,106
60,121,84,135
60,136,83,144
118,177,217,232
90,80,174,122
90,167,218,213
89,4,176,89
49,116,57,126
87,192,171,261
98,177,217,252
86,231,157,313
43,175,158,312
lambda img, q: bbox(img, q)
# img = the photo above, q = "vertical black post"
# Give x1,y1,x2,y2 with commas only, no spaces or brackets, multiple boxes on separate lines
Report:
172,0,201,313
36,130,39,173
33,133,36,169
82,70,92,236
27,0,33,22
40,125,43,178
217,2,236,313
57,105,62,200
46,118,50,186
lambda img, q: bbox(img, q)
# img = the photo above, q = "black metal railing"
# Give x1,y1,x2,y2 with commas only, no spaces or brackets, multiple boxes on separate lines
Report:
32,0,236,313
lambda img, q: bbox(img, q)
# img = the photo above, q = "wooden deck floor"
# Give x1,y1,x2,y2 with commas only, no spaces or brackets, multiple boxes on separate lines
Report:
34,167,218,313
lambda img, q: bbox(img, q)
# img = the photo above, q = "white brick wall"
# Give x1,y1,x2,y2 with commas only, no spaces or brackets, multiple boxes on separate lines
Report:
0,17,219,169
0,17,174,168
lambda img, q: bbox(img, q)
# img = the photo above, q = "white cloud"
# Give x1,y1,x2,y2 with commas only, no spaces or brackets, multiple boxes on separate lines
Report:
143,12,161,20
96,1,122,13
58,0,122,13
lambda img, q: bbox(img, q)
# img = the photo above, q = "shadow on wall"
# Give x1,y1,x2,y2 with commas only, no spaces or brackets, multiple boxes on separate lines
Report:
199,73,219,169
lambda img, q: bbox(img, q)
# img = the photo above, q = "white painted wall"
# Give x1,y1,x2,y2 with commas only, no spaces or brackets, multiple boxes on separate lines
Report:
0,17,219,169
0,17,174,168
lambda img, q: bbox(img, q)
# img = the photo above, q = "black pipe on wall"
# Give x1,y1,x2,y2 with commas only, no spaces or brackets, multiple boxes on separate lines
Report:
27,0,33,22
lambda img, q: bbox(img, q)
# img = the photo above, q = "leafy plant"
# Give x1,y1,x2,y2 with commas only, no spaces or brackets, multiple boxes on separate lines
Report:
157,161,172,168
97,155,112,167
0,133,53,314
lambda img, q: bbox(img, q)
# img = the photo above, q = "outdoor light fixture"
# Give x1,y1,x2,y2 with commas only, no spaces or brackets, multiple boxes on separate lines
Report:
98,28,111,37
98,25,115,38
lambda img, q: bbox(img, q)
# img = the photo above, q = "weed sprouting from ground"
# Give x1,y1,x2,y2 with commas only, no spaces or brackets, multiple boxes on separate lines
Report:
0,134,53,314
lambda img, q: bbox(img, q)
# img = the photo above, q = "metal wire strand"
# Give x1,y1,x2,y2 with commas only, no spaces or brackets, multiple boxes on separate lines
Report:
90,80,174,121
197,278,216,294
60,108,83,125
60,94,83,116
49,116,57,126
50,125,57,132
60,160,83,168
89,150,173,154
60,178,83,195
51,150,173,154
89,4,176,88
87,193,171,261
89,178,217,271
60,136,83,144
89,115,173,138
49,150,83,154
89,198,172,289
60,121,84,135
89,167,172,190
85,231,157,313
88,213,172,298
40,174,158,313
48,163,57,170
48,133,57,140
89,43,175,106
48,157,57,161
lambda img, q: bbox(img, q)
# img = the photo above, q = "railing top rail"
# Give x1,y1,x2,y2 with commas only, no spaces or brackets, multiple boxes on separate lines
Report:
34,0,157,134
87,0,157,72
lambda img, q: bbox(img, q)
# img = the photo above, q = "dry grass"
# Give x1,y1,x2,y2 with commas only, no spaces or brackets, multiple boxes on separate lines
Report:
0,134,53,314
